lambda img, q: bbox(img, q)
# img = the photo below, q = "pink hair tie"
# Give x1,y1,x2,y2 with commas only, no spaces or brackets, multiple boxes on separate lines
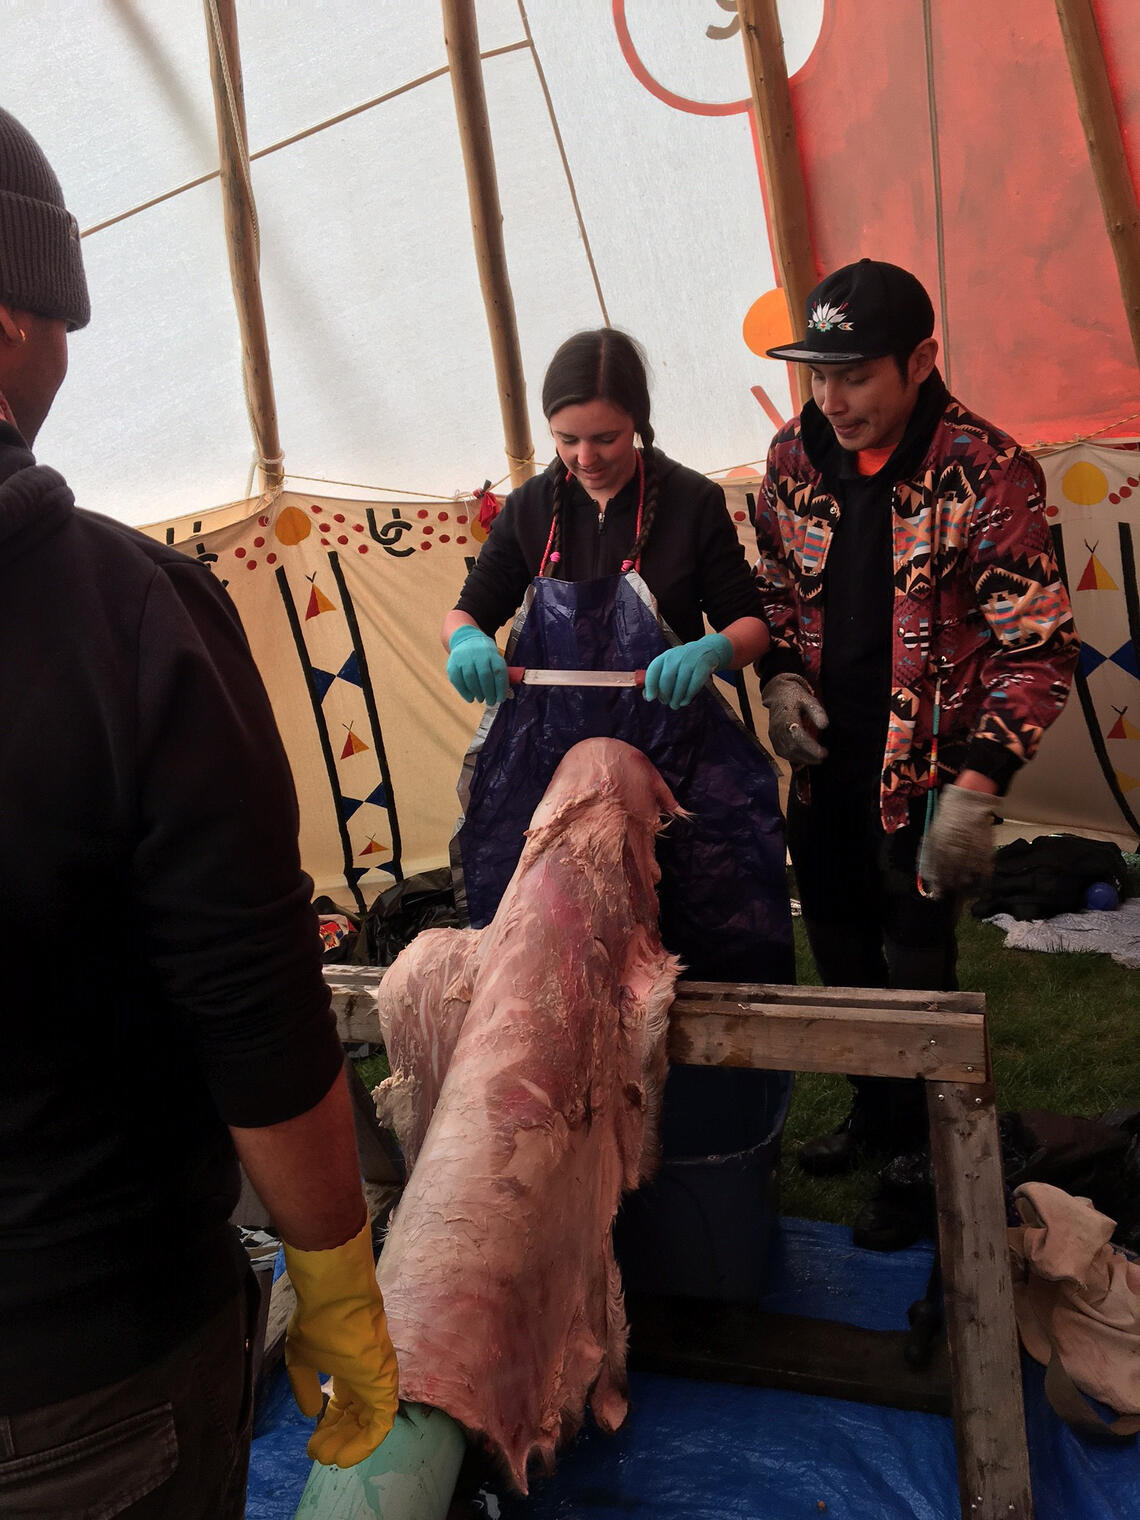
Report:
620,558,634,573
549,551,561,564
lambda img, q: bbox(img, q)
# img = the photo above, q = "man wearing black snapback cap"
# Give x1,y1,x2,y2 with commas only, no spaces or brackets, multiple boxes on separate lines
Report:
753,259,1078,1248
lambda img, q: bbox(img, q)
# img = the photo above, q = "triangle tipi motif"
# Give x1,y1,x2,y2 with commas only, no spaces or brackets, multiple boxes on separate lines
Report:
341,727,369,759
1076,549,1118,593
1106,709,1140,742
305,583,337,620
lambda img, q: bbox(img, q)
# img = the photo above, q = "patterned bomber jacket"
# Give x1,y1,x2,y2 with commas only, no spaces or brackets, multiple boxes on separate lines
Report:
754,392,1080,832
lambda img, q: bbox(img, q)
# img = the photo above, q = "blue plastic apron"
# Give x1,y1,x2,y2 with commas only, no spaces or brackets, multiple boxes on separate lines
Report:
452,569,793,987
452,570,794,1290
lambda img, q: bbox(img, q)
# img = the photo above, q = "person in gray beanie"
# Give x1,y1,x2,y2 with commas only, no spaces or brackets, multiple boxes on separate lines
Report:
0,105,89,445
0,110,397,1519
0,105,90,330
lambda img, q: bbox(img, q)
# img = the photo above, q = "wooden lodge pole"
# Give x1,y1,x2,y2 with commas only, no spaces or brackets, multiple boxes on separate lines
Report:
1054,0,1140,370
441,0,535,488
737,0,818,409
203,0,284,492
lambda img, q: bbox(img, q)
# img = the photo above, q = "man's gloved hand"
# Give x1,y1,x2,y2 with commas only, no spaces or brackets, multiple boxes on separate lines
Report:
644,633,732,710
918,784,999,898
761,672,829,765
446,624,508,705
283,1219,399,1468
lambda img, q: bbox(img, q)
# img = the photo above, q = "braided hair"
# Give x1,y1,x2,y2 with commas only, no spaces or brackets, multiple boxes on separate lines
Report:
540,329,658,577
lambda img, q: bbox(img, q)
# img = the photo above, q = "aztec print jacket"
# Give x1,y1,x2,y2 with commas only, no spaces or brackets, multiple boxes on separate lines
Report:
754,382,1079,832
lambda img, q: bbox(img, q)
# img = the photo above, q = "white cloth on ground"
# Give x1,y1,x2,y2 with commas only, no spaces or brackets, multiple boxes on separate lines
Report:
984,897,1140,969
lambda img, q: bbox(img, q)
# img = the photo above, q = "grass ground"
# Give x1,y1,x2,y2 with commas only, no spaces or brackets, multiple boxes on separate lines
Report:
780,903,1140,1226
353,882,1140,1230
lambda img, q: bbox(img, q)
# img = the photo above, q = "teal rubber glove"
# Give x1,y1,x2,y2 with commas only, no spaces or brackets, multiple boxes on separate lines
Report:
446,624,509,705
643,633,733,710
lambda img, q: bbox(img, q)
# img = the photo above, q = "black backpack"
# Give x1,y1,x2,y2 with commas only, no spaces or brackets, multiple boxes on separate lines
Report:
971,833,1129,922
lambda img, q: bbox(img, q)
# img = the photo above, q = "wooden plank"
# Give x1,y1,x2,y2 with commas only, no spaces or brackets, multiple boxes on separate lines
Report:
679,980,986,1015
668,1000,988,1083
332,989,385,1045
928,1081,1034,1520
325,965,387,992
627,1296,952,1416
324,968,989,1080
325,964,986,1014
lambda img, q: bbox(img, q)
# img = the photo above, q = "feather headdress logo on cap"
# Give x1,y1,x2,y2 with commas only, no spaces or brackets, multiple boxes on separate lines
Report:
808,300,854,334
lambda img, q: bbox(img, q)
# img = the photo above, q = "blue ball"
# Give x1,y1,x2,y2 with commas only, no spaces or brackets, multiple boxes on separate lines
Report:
1085,881,1119,911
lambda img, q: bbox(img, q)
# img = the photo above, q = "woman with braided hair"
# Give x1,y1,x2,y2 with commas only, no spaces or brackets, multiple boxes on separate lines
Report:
442,327,770,707
441,326,792,985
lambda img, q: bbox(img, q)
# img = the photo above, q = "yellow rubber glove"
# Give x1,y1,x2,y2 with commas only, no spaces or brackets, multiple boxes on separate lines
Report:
283,1219,399,1467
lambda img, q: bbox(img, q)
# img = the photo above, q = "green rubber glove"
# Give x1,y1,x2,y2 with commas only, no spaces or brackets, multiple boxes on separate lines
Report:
283,1219,399,1468
446,624,509,705
644,633,733,710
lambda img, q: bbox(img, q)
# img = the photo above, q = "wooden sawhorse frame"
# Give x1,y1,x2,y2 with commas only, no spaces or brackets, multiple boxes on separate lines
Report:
327,968,1032,1520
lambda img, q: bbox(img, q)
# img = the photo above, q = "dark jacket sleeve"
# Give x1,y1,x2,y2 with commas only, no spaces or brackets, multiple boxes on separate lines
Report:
691,478,770,632
454,484,546,634
133,560,344,1128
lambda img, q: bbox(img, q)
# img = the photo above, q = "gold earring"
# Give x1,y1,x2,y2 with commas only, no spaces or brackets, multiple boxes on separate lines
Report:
16,328,26,343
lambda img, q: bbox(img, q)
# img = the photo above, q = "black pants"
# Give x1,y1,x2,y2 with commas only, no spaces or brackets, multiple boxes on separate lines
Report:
787,777,961,1147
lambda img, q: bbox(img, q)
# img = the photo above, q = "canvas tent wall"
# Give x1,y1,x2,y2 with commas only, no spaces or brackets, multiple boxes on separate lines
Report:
5,0,1138,899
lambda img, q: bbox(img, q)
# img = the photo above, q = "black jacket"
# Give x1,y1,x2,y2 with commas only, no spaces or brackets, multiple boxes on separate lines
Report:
0,422,343,1410
455,450,767,643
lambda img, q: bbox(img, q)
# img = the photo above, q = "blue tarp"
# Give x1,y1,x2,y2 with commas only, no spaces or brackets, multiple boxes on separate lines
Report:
247,1219,1140,1519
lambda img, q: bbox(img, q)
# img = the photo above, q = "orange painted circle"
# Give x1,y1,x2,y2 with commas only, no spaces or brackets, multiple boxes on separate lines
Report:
274,505,312,545
742,289,794,358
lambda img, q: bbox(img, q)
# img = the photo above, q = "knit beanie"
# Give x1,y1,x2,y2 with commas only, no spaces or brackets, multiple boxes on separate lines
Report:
0,106,89,330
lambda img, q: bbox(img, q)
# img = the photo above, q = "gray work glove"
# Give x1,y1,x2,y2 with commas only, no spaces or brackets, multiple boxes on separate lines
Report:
761,672,829,766
918,784,1000,898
